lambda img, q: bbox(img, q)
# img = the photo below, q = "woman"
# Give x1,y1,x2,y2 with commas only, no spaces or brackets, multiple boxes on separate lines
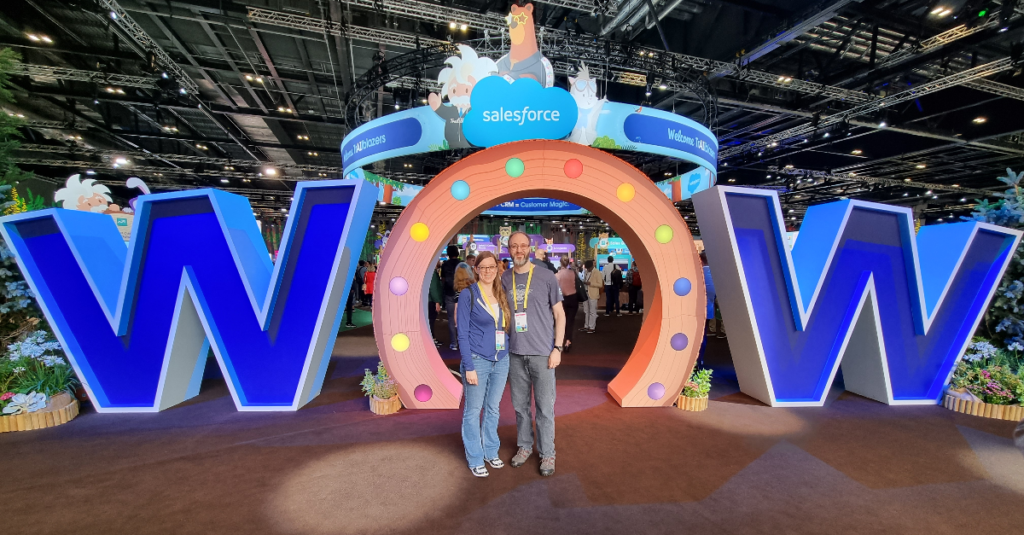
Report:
456,252,511,477
584,259,603,334
451,262,476,333
556,257,580,352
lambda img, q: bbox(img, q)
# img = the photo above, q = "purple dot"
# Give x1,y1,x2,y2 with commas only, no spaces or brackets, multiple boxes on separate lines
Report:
389,276,408,296
674,278,691,296
648,382,665,400
414,384,433,402
671,333,689,351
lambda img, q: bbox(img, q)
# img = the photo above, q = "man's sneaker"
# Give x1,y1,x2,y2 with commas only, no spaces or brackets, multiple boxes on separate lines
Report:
470,466,489,478
449,343,458,351
603,313,610,317
485,458,504,469
510,447,532,468
345,323,357,328
540,457,555,477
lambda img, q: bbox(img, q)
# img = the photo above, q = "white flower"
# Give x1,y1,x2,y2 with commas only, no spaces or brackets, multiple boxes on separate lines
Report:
1009,342,1024,352
12,366,25,373
1,392,47,415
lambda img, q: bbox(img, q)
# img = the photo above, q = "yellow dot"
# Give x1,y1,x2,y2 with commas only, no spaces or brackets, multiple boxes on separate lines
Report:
655,225,674,244
410,222,430,242
391,333,410,352
616,183,636,202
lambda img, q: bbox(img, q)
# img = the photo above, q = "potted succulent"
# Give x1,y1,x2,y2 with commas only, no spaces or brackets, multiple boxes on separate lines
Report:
361,362,401,415
0,330,80,432
677,367,712,412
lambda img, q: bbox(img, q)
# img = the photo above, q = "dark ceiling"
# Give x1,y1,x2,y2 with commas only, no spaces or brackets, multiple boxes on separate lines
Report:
2,0,1023,231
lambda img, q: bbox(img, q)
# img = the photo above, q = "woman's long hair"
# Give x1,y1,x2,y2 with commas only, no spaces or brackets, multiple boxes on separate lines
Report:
474,251,511,330
453,262,476,295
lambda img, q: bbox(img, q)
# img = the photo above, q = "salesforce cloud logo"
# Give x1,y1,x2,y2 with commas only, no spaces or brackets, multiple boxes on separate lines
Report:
464,77,578,147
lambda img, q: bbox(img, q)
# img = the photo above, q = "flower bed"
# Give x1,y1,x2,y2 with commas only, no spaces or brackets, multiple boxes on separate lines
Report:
0,391,78,432
361,362,401,415
1,330,80,431
677,367,712,412
944,339,1023,420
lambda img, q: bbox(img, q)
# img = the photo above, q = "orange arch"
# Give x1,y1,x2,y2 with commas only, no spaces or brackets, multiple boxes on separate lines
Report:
372,140,706,408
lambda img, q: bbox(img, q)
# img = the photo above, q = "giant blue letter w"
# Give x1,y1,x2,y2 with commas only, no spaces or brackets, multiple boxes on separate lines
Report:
693,186,1021,406
0,180,377,412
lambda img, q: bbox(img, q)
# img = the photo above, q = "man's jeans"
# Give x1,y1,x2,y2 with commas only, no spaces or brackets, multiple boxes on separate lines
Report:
509,353,556,459
605,285,620,314
461,356,510,468
444,295,458,346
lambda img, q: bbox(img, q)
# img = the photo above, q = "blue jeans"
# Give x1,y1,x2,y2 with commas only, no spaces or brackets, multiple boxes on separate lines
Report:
461,355,510,468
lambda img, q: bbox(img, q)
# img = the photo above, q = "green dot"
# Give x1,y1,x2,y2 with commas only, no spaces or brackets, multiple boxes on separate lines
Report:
655,225,674,244
505,158,525,177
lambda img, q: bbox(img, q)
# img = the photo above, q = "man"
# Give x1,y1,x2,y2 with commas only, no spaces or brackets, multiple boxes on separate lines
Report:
603,256,621,317
427,45,497,149
532,248,558,274
355,260,367,307
466,254,477,268
503,231,566,477
441,245,463,351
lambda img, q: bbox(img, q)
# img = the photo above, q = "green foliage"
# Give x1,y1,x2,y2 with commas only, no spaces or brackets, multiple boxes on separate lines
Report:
950,338,1023,405
360,361,398,399
22,188,48,211
428,139,451,151
681,367,713,398
0,48,32,187
590,136,621,149
0,331,78,410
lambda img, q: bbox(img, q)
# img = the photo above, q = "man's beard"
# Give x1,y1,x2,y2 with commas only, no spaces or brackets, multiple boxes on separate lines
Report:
90,204,108,213
513,256,529,268
449,95,470,110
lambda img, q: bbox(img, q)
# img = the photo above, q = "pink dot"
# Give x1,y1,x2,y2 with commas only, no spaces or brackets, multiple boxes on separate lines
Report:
564,159,583,178
389,277,408,296
414,384,433,402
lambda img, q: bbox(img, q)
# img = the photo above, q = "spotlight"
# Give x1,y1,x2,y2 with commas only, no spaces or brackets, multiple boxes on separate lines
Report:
658,83,667,90
878,121,887,128
960,197,967,202
110,11,118,20
916,164,926,169
973,116,987,124
461,24,468,31
263,168,277,176
903,192,909,197
85,169,96,175
823,132,830,138
114,157,128,165
179,88,187,95
449,22,457,29
851,149,863,155
395,103,400,110
728,178,736,182
220,179,229,184
245,74,253,81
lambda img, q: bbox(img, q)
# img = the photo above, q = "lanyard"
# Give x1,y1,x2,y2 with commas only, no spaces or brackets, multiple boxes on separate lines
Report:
477,282,501,329
515,265,534,312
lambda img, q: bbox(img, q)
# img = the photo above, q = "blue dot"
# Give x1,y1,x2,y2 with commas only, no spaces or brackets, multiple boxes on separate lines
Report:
450,180,470,200
673,277,691,296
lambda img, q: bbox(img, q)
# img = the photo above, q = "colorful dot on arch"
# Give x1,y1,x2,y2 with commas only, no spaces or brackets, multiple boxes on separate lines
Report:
414,384,433,402
617,183,636,202
647,382,666,400
391,333,410,352
410,223,430,242
655,225,674,244
505,158,525,177
673,277,692,296
389,277,408,296
564,159,583,178
671,333,689,351
450,180,470,200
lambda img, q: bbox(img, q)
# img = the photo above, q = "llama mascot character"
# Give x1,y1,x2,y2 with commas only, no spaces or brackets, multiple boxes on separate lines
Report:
497,3,554,87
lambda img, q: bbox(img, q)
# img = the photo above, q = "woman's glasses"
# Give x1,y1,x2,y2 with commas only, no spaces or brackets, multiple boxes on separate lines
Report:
478,265,498,272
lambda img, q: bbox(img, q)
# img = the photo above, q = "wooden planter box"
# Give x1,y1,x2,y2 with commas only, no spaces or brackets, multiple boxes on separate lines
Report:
943,394,1024,422
369,395,401,415
0,392,80,433
677,395,708,412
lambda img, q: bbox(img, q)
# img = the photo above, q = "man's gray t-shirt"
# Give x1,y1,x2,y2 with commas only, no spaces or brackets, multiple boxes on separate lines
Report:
502,265,563,356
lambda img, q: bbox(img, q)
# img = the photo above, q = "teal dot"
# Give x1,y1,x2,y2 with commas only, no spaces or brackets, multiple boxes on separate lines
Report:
505,158,525,177
450,180,470,200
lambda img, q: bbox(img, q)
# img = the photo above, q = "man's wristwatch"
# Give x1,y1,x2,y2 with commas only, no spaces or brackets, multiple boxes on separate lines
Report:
553,345,564,352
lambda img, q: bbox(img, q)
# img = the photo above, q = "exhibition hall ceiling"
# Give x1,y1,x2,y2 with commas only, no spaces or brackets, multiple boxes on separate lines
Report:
2,0,1024,229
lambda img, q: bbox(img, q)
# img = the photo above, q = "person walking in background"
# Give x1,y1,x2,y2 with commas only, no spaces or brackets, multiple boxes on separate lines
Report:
626,262,642,314
355,260,367,307
503,231,566,477
533,248,558,274
556,256,579,353
429,262,444,347
466,254,477,268
603,256,615,317
452,262,476,331
584,259,602,333
456,252,511,478
604,260,622,317
363,265,377,308
442,245,463,351
344,280,357,329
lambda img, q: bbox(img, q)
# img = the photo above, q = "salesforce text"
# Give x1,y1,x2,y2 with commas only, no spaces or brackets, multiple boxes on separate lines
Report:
481,107,561,125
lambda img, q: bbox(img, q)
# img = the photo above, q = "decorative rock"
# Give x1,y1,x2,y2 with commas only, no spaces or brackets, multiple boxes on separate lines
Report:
389,277,409,296
391,333,410,352
410,222,430,242
563,159,583,178
673,277,692,296
450,180,470,200
505,158,525,177
655,225,674,244
616,183,636,202
670,333,689,351
647,382,665,400
414,384,433,402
